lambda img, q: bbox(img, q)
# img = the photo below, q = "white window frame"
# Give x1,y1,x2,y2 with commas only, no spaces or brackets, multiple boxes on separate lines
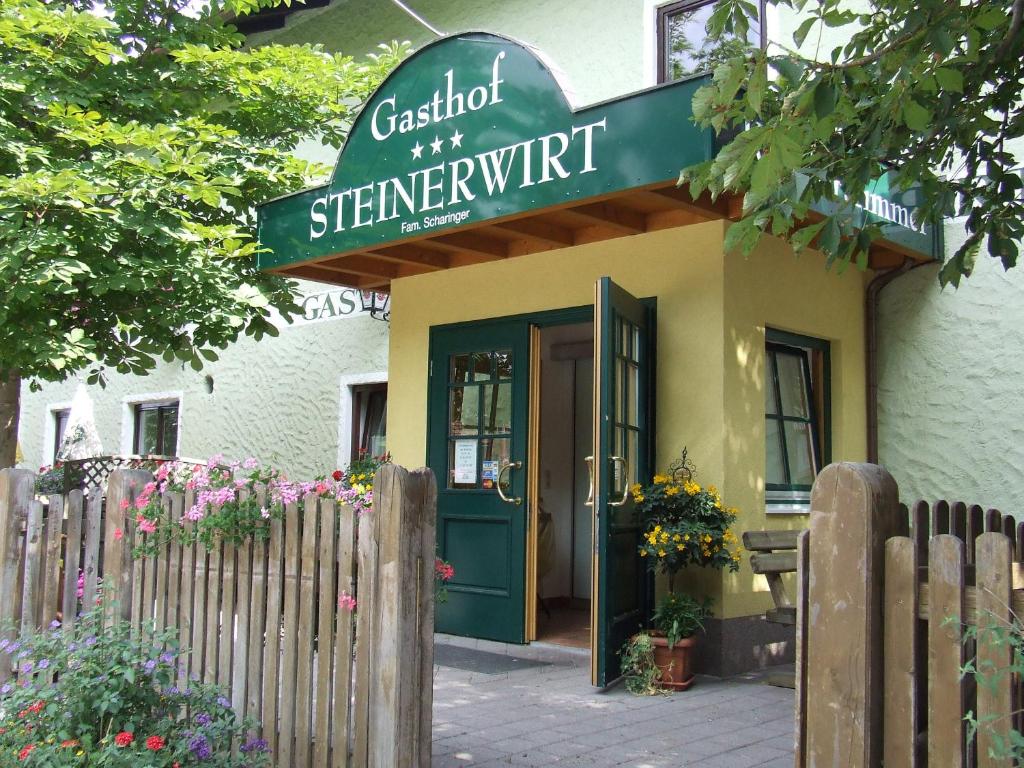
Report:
40,400,74,468
336,372,388,470
120,391,184,456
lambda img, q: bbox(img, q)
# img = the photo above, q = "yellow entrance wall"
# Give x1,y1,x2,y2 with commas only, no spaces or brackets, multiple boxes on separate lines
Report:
386,220,867,620
720,239,868,618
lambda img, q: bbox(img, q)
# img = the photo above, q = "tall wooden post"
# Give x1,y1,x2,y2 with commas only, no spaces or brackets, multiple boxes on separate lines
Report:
0,469,34,684
804,462,905,768
352,464,437,768
104,469,153,624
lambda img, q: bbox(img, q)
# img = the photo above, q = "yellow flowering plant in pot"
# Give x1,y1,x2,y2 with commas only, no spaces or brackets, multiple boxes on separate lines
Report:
628,449,741,691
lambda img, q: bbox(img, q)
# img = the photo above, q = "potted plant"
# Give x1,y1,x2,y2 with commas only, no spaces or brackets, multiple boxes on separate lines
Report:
648,592,712,689
629,449,741,690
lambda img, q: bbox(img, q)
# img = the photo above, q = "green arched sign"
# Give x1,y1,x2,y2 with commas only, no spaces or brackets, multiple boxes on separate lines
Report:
256,32,714,269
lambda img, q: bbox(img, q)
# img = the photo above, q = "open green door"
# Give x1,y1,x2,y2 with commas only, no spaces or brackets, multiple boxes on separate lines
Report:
428,320,530,643
591,277,653,686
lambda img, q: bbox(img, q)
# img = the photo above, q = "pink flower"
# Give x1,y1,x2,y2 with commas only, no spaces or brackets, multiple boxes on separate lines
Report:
139,518,157,534
76,570,84,599
243,457,259,470
316,482,329,495
114,528,124,541
135,495,150,510
119,499,130,511
435,558,455,581
338,591,357,612
143,482,157,494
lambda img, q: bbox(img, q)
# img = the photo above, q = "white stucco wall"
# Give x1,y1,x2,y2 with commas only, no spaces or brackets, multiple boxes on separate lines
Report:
18,281,389,478
877,211,1024,510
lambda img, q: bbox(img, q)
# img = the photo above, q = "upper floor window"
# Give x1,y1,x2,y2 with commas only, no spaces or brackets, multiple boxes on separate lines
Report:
52,409,70,462
351,384,387,462
765,330,830,512
657,0,765,83
134,401,179,456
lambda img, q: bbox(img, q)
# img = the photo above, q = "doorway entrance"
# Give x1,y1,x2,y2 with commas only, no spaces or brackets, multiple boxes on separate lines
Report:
533,322,593,650
429,278,653,686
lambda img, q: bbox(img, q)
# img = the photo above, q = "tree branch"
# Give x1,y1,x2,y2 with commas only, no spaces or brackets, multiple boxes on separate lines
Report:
996,0,1024,60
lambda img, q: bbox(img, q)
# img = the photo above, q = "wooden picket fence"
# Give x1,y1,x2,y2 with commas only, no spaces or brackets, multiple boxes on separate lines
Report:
797,463,1024,767
0,463,436,768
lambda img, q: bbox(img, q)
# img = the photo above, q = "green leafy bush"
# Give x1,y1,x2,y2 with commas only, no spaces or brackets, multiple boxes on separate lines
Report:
0,609,269,767
652,592,713,649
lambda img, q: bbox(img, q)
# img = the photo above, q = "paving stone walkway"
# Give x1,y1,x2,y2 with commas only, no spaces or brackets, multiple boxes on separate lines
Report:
431,635,795,768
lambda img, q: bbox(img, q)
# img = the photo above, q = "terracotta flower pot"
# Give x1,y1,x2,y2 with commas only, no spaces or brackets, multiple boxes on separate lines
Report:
649,633,697,690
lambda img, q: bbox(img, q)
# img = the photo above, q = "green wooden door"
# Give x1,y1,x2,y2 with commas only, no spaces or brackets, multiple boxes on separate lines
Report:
591,277,653,686
428,320,530,643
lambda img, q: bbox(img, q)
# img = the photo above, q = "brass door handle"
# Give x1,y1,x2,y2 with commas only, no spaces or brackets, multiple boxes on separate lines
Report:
609,455,629,507
496,460,522,506
584,456,594,507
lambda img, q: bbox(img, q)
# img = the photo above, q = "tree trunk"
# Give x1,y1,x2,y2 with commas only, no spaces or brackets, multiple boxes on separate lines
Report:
0,370,21,469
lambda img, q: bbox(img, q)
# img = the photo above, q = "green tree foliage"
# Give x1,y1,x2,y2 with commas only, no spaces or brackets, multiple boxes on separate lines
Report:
0,0,407,462
681,0,1024,286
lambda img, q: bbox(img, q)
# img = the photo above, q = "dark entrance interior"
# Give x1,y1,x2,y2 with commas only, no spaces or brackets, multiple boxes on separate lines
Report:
534,322,594,649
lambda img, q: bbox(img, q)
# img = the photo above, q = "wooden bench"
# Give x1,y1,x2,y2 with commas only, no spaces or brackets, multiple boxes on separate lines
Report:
743,529,803,687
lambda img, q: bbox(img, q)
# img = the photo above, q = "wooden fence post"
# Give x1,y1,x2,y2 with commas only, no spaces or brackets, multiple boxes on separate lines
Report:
804,462,905,768
352,464,437,768
0,469,34,682
104,469,153,624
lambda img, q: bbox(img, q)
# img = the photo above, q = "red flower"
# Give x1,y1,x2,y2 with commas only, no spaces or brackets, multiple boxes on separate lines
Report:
18,744,34,760
27,702,43,714
60,739,79,748
332,470,344,481
145,735,165,751
114,731,134,747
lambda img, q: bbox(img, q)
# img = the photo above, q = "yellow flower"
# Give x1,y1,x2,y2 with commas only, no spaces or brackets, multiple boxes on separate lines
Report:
657,549,666,557
640,549,648,557
684,534,690,541
683,480,701,495
352,483,366,495
631,483,643,497
707,484,718,496
704,534,712,543
672,533,681,542
635,494,644,503
653,474,670,484
660,532,669,544
665,486,679,496
653,524,661,533
676,544,685,551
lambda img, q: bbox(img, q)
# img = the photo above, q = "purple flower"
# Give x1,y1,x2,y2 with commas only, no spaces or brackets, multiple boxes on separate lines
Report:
189,734,212,760
49,620,60,629
0,639,8,653
217,695,231,708
84,636,97,646
194,712,212,726
7,642,20,654
144,659,158,673
20,660,33,673
16,650,29,659
160,652,175,664
165,686,179,696
241,737,269,754
36,659,49,670
0,684,11,694
68,643,77,652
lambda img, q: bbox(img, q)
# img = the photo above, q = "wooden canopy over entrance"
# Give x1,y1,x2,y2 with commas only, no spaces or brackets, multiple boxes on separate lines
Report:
271,181,932,291
256,33,940,290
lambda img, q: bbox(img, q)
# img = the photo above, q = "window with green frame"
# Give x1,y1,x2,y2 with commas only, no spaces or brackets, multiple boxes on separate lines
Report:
764,330,830,512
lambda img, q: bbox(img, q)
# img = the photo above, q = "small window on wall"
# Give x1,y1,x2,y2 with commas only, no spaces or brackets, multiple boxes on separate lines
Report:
133,402,179,456
351,384,387,462
52,409,70,462
657,0,765,83
765,330,830,512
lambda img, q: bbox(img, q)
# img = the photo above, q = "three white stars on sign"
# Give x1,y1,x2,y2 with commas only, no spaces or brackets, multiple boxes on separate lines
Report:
410,129,465,159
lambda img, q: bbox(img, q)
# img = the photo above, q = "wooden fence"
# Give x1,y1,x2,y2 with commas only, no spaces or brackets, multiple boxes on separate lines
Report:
0,463,436,768
797,462,1023,767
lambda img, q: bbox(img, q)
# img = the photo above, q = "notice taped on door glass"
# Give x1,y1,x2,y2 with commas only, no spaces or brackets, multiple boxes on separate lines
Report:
453,439,478,484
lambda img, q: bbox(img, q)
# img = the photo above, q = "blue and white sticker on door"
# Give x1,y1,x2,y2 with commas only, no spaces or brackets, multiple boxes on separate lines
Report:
481,460,498,489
